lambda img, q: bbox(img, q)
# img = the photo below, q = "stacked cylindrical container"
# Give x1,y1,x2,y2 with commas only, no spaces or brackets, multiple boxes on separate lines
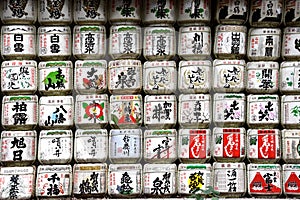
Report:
280,1,300,198
36,0,74,199
72,0,109,199
142,0,178,198
0,1,38,199
246,0,283,198
2,1,300,199
211,0,248,198
176,0,212,199
107,0,143,198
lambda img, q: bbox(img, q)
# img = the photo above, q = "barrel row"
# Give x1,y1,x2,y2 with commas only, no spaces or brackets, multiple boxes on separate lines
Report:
1,163,300,198
4,24,300,61
0,0,298,27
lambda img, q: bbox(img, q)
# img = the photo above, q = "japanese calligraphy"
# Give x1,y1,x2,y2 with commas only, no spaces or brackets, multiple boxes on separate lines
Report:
43,68,66,91
156,35,167,56
224,134,238,157
83,0,101,18
266,1,274,16
227,169,237,192
259,69,273,89
188,171,204,193
79,172,99,194
6,66,31,90
46,0,65,19
153,137,172,159
152,68,168,90
84,33,95,54
11,137,26,161
223,67,240,88
258,101,275,121
47,173,61,196
50,34,60,53
151,172,171,195
14,34,24,52
231,32,240,54
9,175,20,199
44,105,67,126
122,135,130,156
123,32,134,54
83,67,103,89
190,134,205,159
185,0,203,19
115,68,136,89
88,136,97,157
265,35,273,57
152,101,172,122
52,137,62,157
8,0,28,18
295,38,300,52
116,0,135,17
298,69,300,88
193,100,209,123
123,102,132,123
192,33,203,54
117,172,133,194
224,100,240,120
187,67,204,89
258,131,276,159
263,172,277,191
12,101,28,125
151,0,169,19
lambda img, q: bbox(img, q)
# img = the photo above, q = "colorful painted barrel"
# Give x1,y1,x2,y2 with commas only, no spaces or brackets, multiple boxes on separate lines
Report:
249,0,283,27
38,61,73,96
143,163,177,197
109,95,143,128
247,164,282,197
39,96,74,129
75,94,108,129
73,25,106,59
212,127,246,162
247,28,281,61
74,60,107,94
247,95,280,128
213,59,246,92
178,129,211,163
247,129,281,163
214,25,247,59
213,162,246,197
